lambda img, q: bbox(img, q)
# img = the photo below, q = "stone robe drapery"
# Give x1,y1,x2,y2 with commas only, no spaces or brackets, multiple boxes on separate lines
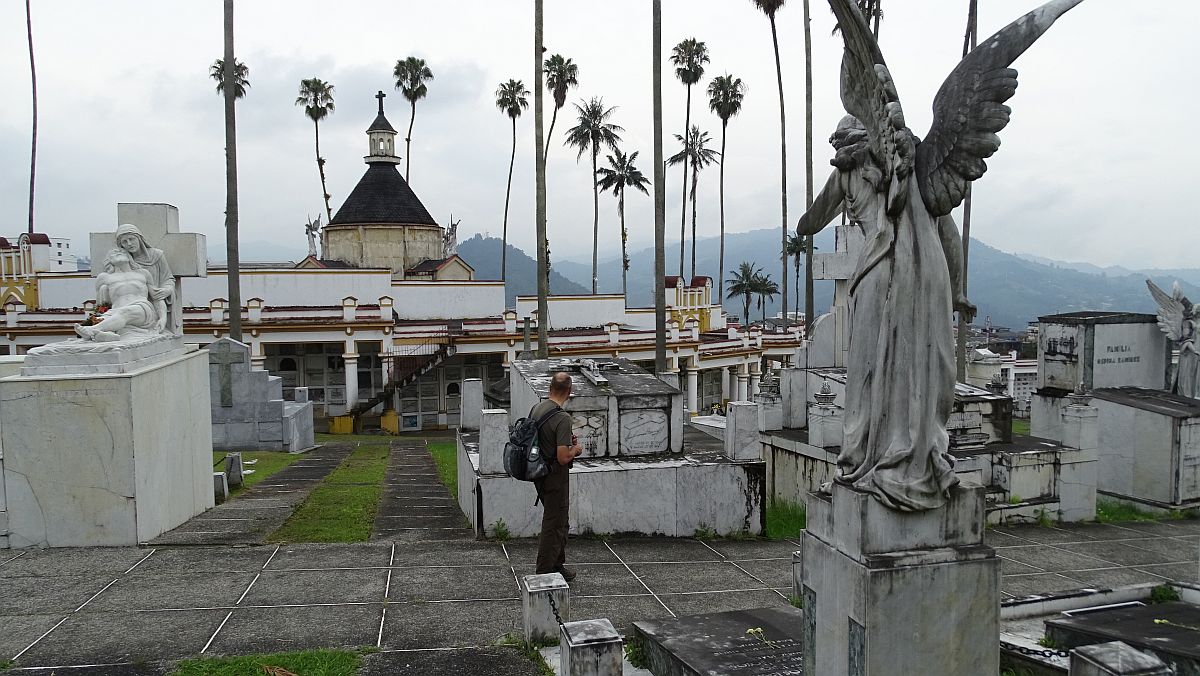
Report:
115,224,177,335
799,167,959,511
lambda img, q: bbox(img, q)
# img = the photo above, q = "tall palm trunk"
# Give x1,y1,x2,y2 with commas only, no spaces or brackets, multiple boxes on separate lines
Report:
803,0,815,335
544,105,559,164
718,120,727,302
313,120,332,223
25,0,36,234
619,188,628,297
502,116,517,281
956,0,978,382
678,86,692,278
652,0,667,373
795,255,802,320
223,0,242,341
743,293,751,326
534,0,549,356
405,102,416,182
769,16,788,332
591,147,600,294
689,172,698,280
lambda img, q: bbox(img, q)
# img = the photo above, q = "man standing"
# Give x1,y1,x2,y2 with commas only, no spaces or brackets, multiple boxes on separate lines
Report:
532,371,583,580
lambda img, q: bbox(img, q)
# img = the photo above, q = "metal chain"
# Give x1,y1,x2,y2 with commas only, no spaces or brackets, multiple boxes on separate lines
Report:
1000,639,1071,660
547,590,565,627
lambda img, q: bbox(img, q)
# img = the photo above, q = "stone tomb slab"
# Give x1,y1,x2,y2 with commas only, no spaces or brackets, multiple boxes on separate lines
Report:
1045,601,1200,673
634,605,804,676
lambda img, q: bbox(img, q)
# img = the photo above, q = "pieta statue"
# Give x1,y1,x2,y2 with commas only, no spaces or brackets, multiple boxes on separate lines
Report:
796,0,1084,510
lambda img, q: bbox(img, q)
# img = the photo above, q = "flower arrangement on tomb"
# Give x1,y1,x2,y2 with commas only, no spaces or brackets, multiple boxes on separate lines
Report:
81,305,110,326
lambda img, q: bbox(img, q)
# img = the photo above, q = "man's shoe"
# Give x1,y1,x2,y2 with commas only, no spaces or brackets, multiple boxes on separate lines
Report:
555,565,577,582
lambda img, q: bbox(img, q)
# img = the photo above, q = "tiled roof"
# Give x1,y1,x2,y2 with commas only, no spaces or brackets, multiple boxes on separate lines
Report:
330,164,438,226
367,112,396,133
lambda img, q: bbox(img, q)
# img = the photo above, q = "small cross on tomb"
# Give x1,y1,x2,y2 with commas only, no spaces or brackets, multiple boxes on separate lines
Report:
210,341,246,407
89,203,207,336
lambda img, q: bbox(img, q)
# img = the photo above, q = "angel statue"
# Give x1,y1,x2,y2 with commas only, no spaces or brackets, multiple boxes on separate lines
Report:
304,214,321,258
443,215,460,258
796,0,1084,511
1147,280,1199,400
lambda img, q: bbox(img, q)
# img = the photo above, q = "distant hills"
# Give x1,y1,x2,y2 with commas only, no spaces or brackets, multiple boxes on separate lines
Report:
455,228,1200,330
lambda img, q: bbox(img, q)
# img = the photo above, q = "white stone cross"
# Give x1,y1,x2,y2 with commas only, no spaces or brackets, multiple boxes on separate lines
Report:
90,203,207,335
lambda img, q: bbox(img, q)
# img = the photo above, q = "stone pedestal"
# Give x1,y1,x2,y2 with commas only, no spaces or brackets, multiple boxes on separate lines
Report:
781,367,808,429
521,573,570,643
461,378,483,431
479,409,509,475
224,452,244,487
1069,641,1170,676
560,618,622,676
0,348,215,547
755,392,783,431
214,472,229,503
724,401,761,461
808,403,844,448
797,482,999,676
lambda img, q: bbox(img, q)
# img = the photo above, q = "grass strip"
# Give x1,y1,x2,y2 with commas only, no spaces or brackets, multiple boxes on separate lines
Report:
213,451,302,498
1011,419,1031,436
428,440,458,501
765,499,807,540
267,444,390,543
1096,499,1192,523
172,648,361,676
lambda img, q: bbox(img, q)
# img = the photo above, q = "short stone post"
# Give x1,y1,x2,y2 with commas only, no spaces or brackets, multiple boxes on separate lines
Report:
560,618,622,676
213,472,229,503
724,401,761,461
521,573,570,643
808,382,844,448
781,367,808,429
479,409,509,475
224,452,244,487
1068,641,1171,675
461,378,483,431
1060,386,1098,452
293,386,309,404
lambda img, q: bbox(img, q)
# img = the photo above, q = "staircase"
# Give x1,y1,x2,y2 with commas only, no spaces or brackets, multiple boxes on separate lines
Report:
349,332,456,420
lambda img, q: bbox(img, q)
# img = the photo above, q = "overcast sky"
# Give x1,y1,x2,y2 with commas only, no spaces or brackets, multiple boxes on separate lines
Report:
0,0,1193,269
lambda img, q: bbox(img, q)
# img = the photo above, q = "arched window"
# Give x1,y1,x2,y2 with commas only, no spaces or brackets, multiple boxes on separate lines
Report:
446,383,460,396
279,357,297,371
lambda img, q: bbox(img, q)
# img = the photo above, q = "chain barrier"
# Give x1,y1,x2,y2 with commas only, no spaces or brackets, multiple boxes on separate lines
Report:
1000,640,1071,660
547,590,565,627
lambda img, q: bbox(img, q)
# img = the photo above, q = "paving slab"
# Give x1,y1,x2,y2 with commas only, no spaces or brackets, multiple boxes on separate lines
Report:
703,539,800,561
512,562,648,597
84,570,258,612
728,558,794,589
204,604,383,655
134,545,276,573
0,548,150,578
997,544,1114,573
1064,566,1170,589
381,599,522,649
14,609,228,667
502,538,620,565
1054,540,1178,567
389,565,518,601
628,561,767,594
0,575,115,615
569,594,674,637
991,525,1092,545
5,664,167,675
659,589,788,618
1121,535,1200,561
0,614,70,661
1136,562,1200,583
1002,572,1089,596
359,646,544,676
241,568,389,606
391,539,509,567
605,538,722,563
266,542,394,570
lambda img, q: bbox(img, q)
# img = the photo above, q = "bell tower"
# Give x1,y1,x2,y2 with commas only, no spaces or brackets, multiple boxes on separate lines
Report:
366,90,401,165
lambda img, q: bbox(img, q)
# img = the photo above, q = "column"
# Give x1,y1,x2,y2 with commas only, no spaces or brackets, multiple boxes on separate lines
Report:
250,342,266,370
342,353,359,412
686,367,699,415
721,366,731,402
736,363,749,402
749,362,761,396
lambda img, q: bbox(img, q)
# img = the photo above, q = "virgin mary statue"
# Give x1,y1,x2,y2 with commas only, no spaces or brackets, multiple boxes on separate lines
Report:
114,223,178,335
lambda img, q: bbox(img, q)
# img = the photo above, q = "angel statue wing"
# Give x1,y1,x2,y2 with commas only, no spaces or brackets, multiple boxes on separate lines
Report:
914,0,1085,217
828,0,917,218
1147,279,1194,343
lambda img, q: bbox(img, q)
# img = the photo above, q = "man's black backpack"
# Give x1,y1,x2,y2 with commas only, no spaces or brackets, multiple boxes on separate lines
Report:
503,404,562,482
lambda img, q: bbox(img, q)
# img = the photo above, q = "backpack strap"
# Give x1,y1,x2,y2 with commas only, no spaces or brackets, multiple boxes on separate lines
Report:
532,404,563,429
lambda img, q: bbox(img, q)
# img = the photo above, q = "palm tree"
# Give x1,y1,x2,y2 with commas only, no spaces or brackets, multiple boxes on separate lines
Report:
750,0,788,334
394,56,433,182
542,54,579,163
596,149,651,297
727,262,761,327
24,0,36,234
784,234,814,322
667,126,719,280
495,79,530,283
803,0,815,339
563,97,624,294
707,74,745,301
652,0,667,372
753,272,779,325
295,78,335,223
220,0,242,341
534,0,549,357
210,58,249,98
670,38,709,278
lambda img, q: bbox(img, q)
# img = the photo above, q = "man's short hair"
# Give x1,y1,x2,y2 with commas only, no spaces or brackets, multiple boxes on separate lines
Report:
549,371,573,396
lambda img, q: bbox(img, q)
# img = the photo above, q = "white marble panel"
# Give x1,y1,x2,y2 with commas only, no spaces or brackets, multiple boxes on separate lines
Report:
570,465,679,536
619,409,669,456
571,412,608,458
676,463,764,536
